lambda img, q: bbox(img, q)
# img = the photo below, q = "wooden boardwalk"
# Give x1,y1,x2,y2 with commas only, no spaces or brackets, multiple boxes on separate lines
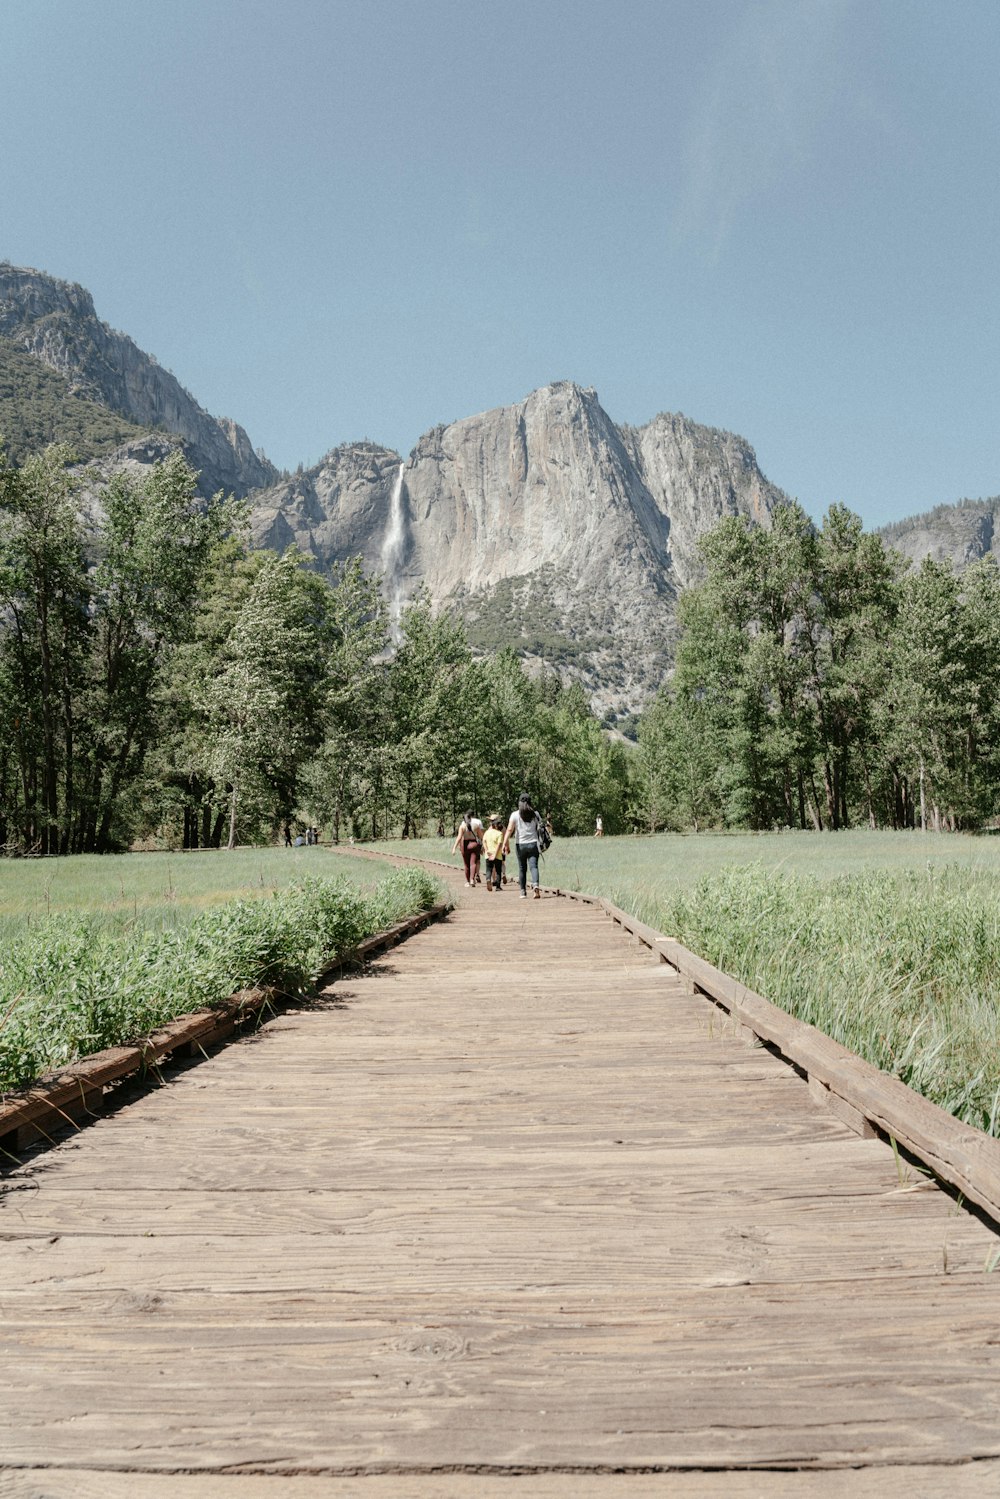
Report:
2,865,1000,1497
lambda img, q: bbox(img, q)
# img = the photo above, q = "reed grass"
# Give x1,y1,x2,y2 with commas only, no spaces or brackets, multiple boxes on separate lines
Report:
0,865,441,1093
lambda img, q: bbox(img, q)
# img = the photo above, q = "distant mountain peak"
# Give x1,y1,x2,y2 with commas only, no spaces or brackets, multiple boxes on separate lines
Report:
0,262,276,497
250,383,787,713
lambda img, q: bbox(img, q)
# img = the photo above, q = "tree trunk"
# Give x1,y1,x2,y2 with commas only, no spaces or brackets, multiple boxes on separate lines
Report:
808,772,824,831
333,764,345,844
227,784,238,850
823,759,838,831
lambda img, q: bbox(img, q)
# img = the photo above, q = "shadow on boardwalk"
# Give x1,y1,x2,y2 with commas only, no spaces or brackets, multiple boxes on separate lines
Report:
1,865,999,1496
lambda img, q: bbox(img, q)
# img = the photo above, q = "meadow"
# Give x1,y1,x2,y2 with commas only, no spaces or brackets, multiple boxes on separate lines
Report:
0,849,441,1094
388,829,1000,1135
0,845,367,946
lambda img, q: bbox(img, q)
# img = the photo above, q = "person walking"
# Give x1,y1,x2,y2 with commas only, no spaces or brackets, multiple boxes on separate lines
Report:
481,814,505,891
502,792,543,900
452,808,484,887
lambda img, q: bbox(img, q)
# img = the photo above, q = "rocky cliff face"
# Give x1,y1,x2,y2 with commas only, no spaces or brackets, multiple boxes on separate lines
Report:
251,442,403,571
250,381,787,712
879,497,999,570
0,263,790,711
0,263,276,497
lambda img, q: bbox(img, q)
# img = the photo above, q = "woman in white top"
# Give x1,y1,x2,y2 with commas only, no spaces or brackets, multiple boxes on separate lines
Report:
502,792,542,899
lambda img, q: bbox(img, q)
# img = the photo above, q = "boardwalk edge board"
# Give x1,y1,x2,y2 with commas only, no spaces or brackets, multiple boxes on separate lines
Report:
350,844,1000,1227
553,886,1000,1226
0,899,452,1157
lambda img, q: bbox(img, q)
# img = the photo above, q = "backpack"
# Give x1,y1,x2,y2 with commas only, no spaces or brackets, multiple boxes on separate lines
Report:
537,818,552,853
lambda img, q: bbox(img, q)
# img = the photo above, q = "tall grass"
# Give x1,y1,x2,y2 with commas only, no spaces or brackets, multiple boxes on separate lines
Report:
0,866,441,1093
642,863,1000,1134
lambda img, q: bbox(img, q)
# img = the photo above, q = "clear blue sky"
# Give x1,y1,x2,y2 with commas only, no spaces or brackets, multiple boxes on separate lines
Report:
4,0,999,526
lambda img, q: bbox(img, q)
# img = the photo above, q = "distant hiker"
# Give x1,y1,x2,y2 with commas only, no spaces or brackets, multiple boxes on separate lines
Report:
503,792,543,900
481,815,505,892
283,824,293,847
294,833,304,848
452,808,484,886
595,814,603,837
305,826,314,847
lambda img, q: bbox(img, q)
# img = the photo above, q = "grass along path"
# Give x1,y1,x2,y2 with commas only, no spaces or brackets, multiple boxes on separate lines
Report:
385,830,1000,1134
0,859,442,1094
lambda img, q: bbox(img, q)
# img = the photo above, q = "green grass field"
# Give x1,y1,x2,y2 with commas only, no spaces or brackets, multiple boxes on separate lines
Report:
0,846,368,946
385,829,1000,1135
386,826,1000,891
0,851,442,1094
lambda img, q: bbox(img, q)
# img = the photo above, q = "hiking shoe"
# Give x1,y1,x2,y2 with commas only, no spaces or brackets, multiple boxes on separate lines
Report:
519,891,527,899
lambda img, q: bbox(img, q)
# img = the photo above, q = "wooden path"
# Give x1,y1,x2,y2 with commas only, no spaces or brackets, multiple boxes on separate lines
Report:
2,864,1000,1497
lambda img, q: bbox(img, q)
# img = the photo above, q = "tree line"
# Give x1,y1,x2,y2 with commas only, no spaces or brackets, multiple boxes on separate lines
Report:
0,448,628,854
4,445,996,853
636,502,1000,833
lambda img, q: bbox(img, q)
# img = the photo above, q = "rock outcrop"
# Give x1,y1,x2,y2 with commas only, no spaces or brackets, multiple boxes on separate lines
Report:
251,442,403,572
250,381,787,712
0,263,276,497
879,497,999,570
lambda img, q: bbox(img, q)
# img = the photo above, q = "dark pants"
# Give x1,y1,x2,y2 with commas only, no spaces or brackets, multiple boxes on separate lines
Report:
516,842,539,893
461,840,480,883
485,856,503,889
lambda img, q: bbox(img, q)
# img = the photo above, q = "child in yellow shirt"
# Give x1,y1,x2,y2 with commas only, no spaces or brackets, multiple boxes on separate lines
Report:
481,816,505,891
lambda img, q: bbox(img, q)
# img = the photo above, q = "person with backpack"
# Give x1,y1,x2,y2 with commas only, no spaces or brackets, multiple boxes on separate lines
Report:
502,792,546,900
451,808,484,886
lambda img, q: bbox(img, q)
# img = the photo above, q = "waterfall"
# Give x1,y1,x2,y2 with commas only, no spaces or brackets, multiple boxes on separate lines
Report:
380,462,406,633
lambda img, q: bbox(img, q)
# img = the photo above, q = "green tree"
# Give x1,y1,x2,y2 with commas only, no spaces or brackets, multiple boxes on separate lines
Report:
203,552,330,848
296,559,388,842
0,444,90,853
80,451,231,850
376,592,471,838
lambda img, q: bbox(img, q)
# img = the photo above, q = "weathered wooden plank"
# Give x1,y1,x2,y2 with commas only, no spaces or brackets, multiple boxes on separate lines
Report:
3,1465,1000,1498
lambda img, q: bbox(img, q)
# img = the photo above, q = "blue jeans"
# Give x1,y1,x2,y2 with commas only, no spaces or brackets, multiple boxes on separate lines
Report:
516,842,539,893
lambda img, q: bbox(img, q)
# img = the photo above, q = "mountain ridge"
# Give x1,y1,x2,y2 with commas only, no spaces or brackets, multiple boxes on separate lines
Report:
5,260,998,714
0,262,276,497
878,495,999,569
249,378,788,711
